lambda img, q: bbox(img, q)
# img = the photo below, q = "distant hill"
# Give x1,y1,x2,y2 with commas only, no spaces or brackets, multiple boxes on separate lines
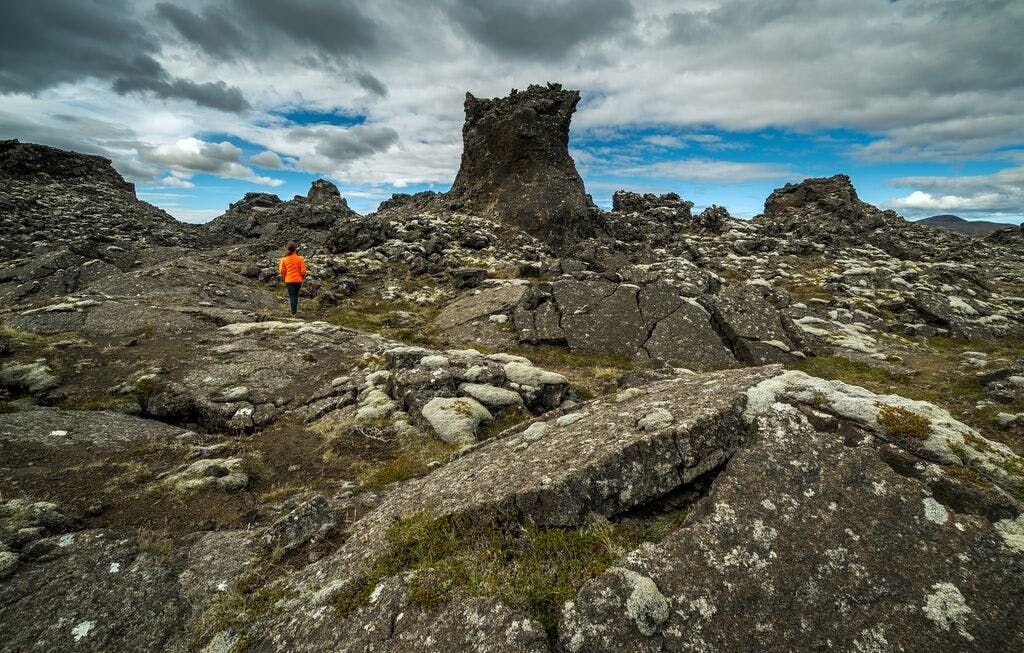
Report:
916,214,1016,235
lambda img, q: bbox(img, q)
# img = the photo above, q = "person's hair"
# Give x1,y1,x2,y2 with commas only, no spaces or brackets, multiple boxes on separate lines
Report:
286,241,298,253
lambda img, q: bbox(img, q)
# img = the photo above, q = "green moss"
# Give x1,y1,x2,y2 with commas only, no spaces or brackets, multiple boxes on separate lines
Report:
791,355,895,387
326,289,442,347
359,456,431,490
58,390,135,411
329,509,689,641
0,326,50,353
962,431,995,453
338,423,456,491
876,404,931,440
477,408,529,441
190,567,297,652
137,529,175,562
239,453,273,485
944,464,992,488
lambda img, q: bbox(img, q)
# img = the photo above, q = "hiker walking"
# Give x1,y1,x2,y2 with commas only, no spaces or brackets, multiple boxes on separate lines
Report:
278,241,307,316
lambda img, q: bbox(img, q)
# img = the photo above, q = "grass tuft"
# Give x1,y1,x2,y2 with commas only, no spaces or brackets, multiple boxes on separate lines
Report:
329,508,689,641
876,404,931,440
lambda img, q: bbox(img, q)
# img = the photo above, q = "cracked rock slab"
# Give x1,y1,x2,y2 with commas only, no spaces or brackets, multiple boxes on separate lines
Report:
559,404,1024,652
258,366,782,651
260,574,550,653
0,529,187,652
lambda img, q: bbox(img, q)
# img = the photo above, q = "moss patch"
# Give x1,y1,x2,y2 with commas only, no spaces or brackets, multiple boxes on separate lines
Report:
189,564,297,652
876,404,931,440
58,389,135,411
330,509,689,641
792,354,895,387
326,287,443,347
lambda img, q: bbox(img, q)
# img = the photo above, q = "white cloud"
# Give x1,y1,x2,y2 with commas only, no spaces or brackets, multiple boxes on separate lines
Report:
249,150,285,169
617,158,796,183
887,165,1024,214
2,0,1023,202
155,175,195,188
142,137,284,186
889,191,1005,211
644,135,684,148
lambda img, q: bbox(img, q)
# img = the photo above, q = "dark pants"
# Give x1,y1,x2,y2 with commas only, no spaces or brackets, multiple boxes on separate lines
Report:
285,282,301,315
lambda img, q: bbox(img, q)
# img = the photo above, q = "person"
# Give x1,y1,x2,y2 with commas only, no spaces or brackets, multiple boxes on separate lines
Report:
278,241,307,316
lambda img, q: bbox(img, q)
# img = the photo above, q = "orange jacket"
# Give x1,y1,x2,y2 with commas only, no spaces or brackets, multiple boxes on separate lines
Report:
279,253,307,283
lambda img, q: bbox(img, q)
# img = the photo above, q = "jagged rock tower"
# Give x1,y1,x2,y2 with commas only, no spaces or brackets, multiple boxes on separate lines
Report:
447,83,595,249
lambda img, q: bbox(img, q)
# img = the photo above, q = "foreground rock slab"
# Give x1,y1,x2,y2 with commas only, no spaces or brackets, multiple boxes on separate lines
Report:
560,404,1024,652
250,366,781,652
0,529,186,652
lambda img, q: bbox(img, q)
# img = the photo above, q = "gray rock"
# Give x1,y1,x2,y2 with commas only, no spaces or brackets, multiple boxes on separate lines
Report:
261,495,337,554
421,396,493,445
560,404,1024,652
446,83,596,249
458,382,525,408
0,529,187,651
251,574,550,652
708,284,798,364
0,360,59,395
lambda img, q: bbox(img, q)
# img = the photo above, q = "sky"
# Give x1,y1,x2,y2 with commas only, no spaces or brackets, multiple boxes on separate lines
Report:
1,0,1022,224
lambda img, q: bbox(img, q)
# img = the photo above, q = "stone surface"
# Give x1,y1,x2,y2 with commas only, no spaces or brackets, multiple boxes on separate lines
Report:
515,280,736,369
560,403,1024,652
0,529,187,652
420,396,493,445
251,574,550,653
447,84,595,249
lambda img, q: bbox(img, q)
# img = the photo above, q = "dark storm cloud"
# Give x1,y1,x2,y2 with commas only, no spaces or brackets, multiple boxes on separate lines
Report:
114,74,250,112
0,0,248,111
233,0,379,55
445,0,634,59
155,2,248,59
354,72,388,98
293,125,400,163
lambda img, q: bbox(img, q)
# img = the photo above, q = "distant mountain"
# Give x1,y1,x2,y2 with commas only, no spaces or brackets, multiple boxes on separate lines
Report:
916,214,1016,235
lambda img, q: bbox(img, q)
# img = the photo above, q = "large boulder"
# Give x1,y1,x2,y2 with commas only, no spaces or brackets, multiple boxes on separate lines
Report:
0,529,188,651
206,179,361,251
446,83,596,249
706,284,802,364
560,402,1024,652
250,366,782,652
756,174,984,261
514,280,736,370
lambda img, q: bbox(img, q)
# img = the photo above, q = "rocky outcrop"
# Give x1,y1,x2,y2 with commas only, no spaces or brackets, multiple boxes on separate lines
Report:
756,174,985,261
987,223,1024,247
560,401,1024,652
0,140,208,303
513,279,807,369
446,83,596,249
611,191,694,217
248,366,781,651
0,529,188,651
206,178,363,251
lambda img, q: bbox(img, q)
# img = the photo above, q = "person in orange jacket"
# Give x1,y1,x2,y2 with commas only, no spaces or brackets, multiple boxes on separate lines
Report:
278,241,307,316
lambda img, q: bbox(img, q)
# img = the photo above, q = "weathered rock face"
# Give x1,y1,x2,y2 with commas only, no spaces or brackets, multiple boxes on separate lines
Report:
206,178,361,251
447,83,596,249
513,279,806,370
0,139,135,193
0,529,188,652
0,140,208,303
611,191,693,217
757,174,986,261
560,403,1024,652
987,223,1024,247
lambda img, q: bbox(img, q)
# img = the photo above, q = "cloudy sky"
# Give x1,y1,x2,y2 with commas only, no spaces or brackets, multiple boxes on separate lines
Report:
2,0,1022,224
